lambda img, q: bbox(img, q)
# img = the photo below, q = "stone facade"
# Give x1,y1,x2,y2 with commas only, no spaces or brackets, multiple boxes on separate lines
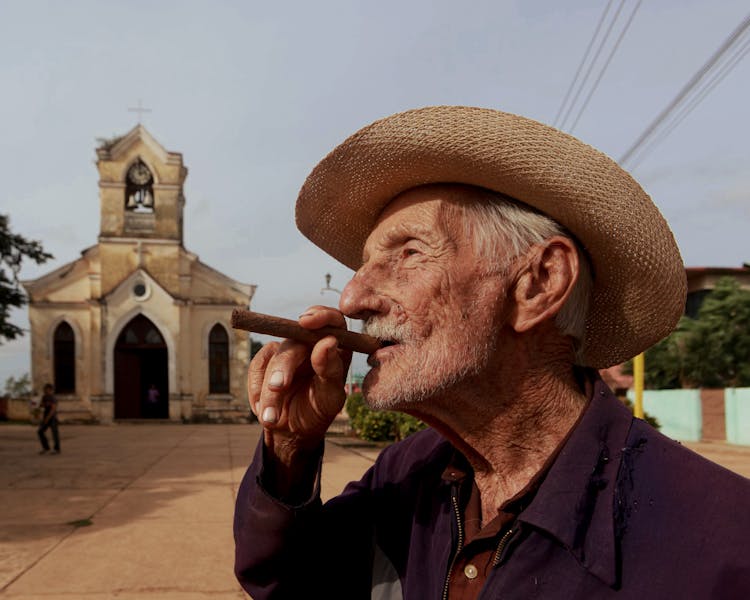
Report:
22,126,255,423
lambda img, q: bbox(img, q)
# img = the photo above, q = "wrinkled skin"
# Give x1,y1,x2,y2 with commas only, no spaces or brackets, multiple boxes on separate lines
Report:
249,186,505,453
248,184,586,511
339,190,509,411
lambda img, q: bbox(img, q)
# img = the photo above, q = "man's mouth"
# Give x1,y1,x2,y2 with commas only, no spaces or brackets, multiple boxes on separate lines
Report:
362,318,409,364
367,338,402,367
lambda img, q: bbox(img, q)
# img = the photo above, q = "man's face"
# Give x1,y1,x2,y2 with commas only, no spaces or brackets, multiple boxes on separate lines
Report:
340,186,510,411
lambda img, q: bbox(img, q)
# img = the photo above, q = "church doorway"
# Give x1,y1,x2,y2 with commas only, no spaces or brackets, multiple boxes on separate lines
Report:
114,314,169,419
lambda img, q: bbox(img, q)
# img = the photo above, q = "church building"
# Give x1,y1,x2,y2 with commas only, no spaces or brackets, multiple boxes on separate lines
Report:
22,125,255,423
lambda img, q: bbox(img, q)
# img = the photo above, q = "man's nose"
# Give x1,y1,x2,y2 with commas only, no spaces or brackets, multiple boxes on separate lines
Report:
340,267,389,321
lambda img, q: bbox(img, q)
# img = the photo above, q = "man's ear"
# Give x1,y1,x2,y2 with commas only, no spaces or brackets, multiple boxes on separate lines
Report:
508,236,580,333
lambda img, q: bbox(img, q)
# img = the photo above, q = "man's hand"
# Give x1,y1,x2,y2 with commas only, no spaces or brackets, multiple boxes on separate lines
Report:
247,306,352,497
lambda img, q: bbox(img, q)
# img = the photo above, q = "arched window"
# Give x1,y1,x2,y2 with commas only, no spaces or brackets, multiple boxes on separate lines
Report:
54,322,76,394
125,159,154,213
208,324,230,394
117,314,165,348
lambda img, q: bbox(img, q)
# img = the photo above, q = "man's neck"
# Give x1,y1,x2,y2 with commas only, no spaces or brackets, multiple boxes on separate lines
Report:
408,337,589,518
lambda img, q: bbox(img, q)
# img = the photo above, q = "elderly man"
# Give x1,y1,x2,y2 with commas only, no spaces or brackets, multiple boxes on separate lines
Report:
234,107,749,599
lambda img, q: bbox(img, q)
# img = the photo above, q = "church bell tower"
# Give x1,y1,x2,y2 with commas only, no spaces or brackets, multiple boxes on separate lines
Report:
96,124,187,243
94,125,189,298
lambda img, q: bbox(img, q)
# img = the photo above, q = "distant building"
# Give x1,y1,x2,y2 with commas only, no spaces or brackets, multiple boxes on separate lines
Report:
22,126,255,423
685,265,750,318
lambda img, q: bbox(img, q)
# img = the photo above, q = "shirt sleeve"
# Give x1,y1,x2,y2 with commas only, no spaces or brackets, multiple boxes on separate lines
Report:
233,437,376,599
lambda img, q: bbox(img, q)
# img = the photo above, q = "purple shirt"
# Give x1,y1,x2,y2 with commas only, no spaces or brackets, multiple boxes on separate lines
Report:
234,377,750,598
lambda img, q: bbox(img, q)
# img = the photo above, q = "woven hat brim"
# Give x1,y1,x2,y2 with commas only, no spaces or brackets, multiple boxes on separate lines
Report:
296,106,686,368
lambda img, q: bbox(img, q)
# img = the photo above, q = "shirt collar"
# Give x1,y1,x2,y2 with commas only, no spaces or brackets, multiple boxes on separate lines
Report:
518,375,633,586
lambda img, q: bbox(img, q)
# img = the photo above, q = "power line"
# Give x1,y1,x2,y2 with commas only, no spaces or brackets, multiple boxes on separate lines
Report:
558,0,627,131
619,12,750,167
568,0,643,134
553,0,615,128
627,33,750,171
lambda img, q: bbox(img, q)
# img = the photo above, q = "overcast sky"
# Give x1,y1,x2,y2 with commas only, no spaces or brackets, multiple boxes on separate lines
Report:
1,0,748,385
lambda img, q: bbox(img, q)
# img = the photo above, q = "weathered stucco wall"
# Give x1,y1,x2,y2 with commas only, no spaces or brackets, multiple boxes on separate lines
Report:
726,388,750,445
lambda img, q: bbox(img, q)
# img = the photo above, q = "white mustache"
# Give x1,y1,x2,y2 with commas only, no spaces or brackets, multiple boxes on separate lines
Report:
361,318,412,343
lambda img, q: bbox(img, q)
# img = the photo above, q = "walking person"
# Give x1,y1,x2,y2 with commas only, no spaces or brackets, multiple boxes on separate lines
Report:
37,383,60,454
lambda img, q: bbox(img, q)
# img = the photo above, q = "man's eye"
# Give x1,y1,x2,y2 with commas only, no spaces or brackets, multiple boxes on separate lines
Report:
403,248,421,257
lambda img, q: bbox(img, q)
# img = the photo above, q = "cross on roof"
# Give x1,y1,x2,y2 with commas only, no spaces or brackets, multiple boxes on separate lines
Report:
128,99,152,124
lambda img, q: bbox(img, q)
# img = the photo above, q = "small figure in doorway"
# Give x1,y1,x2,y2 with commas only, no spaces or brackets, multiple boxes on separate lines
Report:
145,383,161,418
147,383,160,405
38,383,60,455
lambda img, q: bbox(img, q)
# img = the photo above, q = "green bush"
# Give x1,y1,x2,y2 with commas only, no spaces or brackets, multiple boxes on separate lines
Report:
345,392,428,442
397,414,427,439
345,393,366,423
358,410,400,442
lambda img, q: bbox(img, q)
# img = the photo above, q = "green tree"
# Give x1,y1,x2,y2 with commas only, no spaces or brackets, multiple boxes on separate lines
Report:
632,277,750,389
4,372,31,397
640,323,686,389
1,215,53,343
680,277,750,388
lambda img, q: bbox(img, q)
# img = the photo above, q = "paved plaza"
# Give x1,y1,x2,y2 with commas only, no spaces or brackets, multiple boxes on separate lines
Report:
1,422,748,598
0,423,379,599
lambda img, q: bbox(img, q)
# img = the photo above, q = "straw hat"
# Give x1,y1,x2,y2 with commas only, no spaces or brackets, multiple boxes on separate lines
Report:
296,106,686,368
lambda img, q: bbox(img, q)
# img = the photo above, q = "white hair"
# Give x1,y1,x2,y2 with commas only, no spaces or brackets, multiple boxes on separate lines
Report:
438,185,593,361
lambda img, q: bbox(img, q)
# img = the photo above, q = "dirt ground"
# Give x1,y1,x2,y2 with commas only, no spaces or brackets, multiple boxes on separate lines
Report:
1,423,748,598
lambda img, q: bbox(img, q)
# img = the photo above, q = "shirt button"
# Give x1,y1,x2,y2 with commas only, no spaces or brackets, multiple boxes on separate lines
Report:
464,564,478,579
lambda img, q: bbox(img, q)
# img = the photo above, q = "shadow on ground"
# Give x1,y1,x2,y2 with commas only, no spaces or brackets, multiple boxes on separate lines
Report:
1,424,252,544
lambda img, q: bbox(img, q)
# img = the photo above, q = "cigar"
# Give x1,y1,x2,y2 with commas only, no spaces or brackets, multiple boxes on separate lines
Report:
231,308,381,355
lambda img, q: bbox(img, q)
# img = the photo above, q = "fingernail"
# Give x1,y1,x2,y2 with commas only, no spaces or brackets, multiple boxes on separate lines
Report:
299,311,315,319
254,402,260,414
269,370,284,387
262,406,277,424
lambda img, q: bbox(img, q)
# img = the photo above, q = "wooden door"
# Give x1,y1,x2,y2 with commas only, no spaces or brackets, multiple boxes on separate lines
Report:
113,315,168,419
